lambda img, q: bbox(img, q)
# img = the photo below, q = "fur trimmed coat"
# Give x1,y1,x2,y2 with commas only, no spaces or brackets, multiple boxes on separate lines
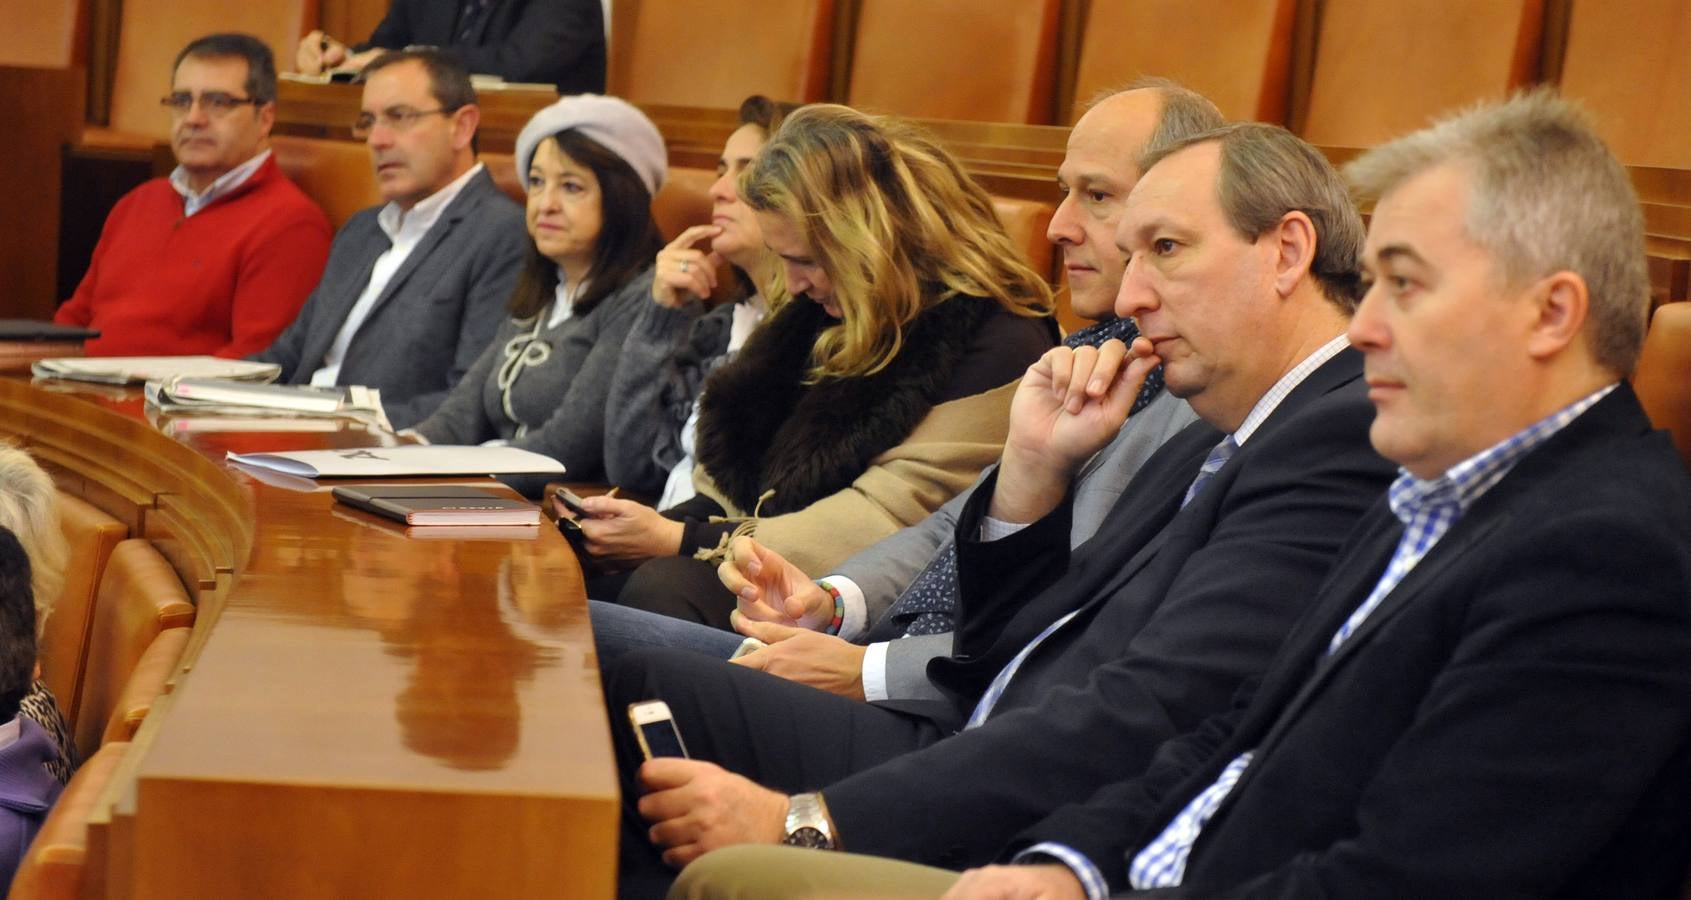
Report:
669,295,1055,574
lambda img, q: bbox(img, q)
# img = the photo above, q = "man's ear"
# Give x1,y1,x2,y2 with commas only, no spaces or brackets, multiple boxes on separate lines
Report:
1270,210,1317,298
256,101,277,139
451,104,481,152
1524,270,1590,361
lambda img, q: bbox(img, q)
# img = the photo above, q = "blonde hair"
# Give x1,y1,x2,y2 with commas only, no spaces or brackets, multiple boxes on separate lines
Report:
0,444,66,636
740,104,1052,379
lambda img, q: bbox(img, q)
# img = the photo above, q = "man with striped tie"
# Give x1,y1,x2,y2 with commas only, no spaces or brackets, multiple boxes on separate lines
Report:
614,121,1397,894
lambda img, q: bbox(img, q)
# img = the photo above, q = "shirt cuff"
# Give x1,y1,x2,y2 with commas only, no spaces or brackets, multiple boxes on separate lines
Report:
979,516,1032,542
1013,843,1110,900
860,641,891,702
827,574,870,641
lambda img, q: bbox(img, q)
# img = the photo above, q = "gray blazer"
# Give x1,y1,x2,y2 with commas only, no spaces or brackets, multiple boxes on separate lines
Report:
252,168,526,429
843,390,1200,700
414,269,651,482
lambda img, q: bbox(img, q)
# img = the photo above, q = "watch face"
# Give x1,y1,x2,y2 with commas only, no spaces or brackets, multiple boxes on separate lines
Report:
782,826,835,850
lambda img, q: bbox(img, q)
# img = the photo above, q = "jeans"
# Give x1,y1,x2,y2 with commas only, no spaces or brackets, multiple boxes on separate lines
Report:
588,599,745,669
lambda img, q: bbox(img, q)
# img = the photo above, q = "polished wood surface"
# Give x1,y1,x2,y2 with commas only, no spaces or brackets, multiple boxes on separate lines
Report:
0,377,616,898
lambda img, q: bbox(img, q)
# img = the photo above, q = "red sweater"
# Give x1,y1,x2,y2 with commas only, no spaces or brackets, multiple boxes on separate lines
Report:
56,154,332,358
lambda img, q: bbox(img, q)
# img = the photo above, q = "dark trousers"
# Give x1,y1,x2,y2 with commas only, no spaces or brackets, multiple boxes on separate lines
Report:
605,647,949,898
608,555,740,630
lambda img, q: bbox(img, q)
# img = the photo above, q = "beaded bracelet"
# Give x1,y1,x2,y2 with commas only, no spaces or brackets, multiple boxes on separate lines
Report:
815,578,846,635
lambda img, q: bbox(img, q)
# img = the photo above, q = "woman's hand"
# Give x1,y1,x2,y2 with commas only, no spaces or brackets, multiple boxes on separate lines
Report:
572,496,684,569
651,225,724,308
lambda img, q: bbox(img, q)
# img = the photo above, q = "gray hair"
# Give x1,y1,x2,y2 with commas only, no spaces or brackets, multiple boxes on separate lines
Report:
0,445,66,636
1344,89,1649,375
1143,122,1367,310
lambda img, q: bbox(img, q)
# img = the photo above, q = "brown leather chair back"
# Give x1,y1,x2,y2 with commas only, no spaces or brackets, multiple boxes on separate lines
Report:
101,626,191,744
74,540,194,757
609,0,834,106
847,0,1061,124
992,196,1055,281
7,741,128,900
1300,0,1543,147
1069,0,1295,124
0,0,89,67
653,166,717,244
271,135,381,232
40,494,126,732
106,0,319,138
481,151,524,206
1633,302,1691,470
1557,0,1691,168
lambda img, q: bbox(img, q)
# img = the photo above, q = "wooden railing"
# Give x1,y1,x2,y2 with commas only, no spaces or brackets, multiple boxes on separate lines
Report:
0,376,615,898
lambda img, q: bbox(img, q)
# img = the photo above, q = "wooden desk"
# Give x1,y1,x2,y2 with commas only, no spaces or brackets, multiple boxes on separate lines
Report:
0,377,616,898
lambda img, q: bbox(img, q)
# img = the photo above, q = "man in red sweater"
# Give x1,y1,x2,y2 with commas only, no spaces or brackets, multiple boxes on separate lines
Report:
55,33,331,358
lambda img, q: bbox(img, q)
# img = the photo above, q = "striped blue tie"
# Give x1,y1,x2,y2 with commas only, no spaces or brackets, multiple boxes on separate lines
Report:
1181,436,1238,508
967,435,1240,727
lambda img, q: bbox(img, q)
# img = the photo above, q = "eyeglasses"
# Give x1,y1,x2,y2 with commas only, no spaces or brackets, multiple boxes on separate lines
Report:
351,106,459,139
160,91,260,117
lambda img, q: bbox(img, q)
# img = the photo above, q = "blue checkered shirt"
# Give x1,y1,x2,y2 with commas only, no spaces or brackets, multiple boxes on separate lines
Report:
1109,382,1619,893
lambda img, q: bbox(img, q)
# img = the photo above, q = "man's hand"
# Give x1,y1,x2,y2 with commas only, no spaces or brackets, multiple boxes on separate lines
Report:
941,864,1089,900
636,758,788,868
652,225,724,308
990,340,1159,524
572,496,684,569
729,616,868,700
717,536,832,630
296,31,344,74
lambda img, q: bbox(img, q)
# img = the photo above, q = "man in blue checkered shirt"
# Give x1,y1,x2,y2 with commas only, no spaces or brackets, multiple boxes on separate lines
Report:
669,91,1691,900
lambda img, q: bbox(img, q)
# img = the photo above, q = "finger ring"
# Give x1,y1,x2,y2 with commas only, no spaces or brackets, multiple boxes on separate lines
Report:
680,260,690,273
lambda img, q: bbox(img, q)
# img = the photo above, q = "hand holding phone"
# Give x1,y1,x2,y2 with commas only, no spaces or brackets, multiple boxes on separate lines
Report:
628,700,689,760
554,486,591,518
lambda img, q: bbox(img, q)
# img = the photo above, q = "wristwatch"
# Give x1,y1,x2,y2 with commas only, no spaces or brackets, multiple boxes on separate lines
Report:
782,792,840,851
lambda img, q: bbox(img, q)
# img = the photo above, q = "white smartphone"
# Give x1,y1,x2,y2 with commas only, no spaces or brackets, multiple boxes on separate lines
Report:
627,700,690,761
728,637,768,660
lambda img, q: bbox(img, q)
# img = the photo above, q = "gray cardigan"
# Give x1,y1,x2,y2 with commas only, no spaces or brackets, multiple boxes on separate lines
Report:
413,268,652,483
602,296,754,495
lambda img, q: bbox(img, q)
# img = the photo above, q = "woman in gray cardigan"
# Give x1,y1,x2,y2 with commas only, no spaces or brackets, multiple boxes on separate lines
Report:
601,96,794,502
413,95,666,488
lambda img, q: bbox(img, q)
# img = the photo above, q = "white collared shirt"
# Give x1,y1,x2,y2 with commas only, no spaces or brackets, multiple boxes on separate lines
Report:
169,148,272,217
311,163,486,387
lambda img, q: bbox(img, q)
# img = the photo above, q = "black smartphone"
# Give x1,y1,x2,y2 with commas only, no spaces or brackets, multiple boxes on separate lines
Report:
554,486,591,517
628,700,689,760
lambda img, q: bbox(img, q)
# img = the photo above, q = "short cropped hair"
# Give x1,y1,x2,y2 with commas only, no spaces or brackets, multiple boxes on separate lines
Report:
1344,89,1649,375
1085,76,1225,158
174,33,278,105
360,47,478,114
0,529,36,723
1143,122,1367,310
0,445,66,637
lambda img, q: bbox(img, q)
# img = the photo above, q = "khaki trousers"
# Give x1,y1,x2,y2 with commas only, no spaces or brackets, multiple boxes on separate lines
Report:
668,845,961,900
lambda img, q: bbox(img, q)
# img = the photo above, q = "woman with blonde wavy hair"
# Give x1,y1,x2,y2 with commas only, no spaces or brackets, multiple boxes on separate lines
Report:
570,103,1057,628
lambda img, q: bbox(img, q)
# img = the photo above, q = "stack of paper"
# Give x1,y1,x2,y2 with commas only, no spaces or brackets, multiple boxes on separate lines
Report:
145,378,392,432
226,445,567,479
33,356,281,384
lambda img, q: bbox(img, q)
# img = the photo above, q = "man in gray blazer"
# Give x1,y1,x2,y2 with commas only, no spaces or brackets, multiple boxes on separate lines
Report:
589,80,1220,700
253,48,525,428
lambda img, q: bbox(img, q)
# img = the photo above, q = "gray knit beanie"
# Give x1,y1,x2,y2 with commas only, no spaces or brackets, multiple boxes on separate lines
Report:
514,94,667,197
